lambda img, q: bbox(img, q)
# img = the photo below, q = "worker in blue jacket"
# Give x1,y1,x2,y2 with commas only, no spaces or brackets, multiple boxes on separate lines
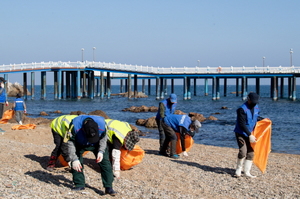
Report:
156,93,177,151
160,114,201,159
234,92,264,178
62,115,117,196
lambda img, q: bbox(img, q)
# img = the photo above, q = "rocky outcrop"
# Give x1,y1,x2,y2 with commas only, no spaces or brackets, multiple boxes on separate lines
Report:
188,112,207,122
114,91,148,98
7,82,31,97
122,105,158,112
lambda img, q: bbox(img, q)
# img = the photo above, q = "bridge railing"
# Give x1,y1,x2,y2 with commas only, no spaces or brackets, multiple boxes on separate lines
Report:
1,61,300,75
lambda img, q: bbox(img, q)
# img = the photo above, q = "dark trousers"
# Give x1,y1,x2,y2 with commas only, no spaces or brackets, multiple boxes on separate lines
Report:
50,129,63,158
161,121,177,156
156,118,165,150
235,132,254,160
0,103,4,119
72,146,114,188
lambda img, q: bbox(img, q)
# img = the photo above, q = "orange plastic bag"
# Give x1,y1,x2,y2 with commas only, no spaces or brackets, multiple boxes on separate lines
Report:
176,133,194,154
58,151,89,167
251,118,272,173
0,110,14,124
120,145,145,170
11,124,36,130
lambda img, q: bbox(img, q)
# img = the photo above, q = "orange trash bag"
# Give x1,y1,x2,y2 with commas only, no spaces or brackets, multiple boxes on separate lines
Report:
11,124,37,130
251,118,272,173
58,151,89,167
120,145,145,170
0,110,14,124
176,133,194,154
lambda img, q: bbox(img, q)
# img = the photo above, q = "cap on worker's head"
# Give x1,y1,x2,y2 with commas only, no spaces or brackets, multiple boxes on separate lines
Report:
192,120,201,133
83,118,100,143
0,77,6,83
169,93,177,103
247,92,260,104
124,130,140,151
16,93,21,98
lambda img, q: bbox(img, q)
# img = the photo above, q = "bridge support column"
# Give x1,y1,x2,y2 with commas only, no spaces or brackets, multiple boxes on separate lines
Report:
187,77,191,100
280,77,284,98
194,78,197,96
204,78,208,96
77,70,81,99
272,76,278,101
236,78,239,97
120,79,123,93
31,72,35,100
54,71,58,99
212,77,216,100
58,70,62,99
288,77,292,99
156,77,160,100
134,74,138,99
223,78,227,97
160,77,164,99
164,79,167,96
100,72,104,99
148,79,151,95
142,79,145,94
23,73,27,100
107,72,111,99
127,74,132,99
292,76,297,101
66,72,71,98
171,79,174,94
183,77,188,100
256,78,260,95
242,76,247,100
41,71,46,100
216,77,220,100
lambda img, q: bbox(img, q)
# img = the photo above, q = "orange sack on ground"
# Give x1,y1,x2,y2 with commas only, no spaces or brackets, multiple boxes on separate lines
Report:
58,151,90,167
11,124,37,130
251,118,272,173
0,110,14,124
120,145,145,170
176,133,194,154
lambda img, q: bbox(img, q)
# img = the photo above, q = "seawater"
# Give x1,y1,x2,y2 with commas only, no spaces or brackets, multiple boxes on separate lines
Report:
10,85,300,155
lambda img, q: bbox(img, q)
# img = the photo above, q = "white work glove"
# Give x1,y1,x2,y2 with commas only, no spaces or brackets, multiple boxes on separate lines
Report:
113,170,120,179
182,151,188,157
96,151,103,163
249,135,256,143
72,160,82,172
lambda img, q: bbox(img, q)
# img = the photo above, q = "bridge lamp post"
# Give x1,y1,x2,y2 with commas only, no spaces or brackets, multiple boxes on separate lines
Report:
93,47,96,61
81,48,84,62
290,48,293,67
262,56,265,67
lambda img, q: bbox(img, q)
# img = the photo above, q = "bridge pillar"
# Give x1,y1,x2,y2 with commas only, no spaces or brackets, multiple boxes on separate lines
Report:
54,71,58,99
107,72,111,99
66,72,71,98
76,70,81,99
134,74,137,99
292,76,297,101
256,78,260,95
212,77,216,100
100,72,105,99
41,71,46,100
280,77,284,98
23,73,27,100
194,78,197,96
82,72,87,98
216,77,220,100
223,78,227,97
187,77,191,100
171,79,174,94
288,77,292,99
164,79,167,96
204,78,208,96
272,76,278,101
142,79,145,94
58,70,62,99
31,72,35,100
183,77,188,100
242,76,247,100
148,79,151,95
156,77,160,100
236,78,239,97
159,77,164,99
127,74,132,99
120,79,124,93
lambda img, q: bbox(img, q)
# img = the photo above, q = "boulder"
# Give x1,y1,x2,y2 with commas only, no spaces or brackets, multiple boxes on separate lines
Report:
207,116,218,120
69,111,86,115
188,112,206,122
88,110,110,119
7,82,31,97
40,111,48,116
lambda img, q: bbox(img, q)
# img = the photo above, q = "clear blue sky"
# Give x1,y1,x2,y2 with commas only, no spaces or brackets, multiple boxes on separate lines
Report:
1,0,299,83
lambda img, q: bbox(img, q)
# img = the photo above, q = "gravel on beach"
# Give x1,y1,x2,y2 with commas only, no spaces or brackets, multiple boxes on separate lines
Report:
0,123,299,199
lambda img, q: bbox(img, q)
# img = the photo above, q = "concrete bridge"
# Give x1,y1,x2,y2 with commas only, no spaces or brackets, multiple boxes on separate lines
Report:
1,61,299,100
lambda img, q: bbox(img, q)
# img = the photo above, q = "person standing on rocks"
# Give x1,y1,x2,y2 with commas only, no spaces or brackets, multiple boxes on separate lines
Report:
160,114,201,159
46,114,78,171
0,77,8,119
234,92,264,178
62,115,117,196
12,93,26,125
156,93,177,152
105,119,140,179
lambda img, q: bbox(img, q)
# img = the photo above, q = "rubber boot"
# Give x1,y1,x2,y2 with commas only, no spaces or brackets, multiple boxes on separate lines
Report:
244,160,256,178
235,157,245,177
46,156,57,171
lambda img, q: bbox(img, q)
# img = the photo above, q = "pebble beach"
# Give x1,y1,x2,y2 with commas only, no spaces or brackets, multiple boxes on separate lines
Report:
0,122,299,199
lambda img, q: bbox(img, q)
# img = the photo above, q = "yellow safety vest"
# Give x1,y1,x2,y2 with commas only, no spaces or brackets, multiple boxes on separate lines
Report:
50,115,77,137
105,119,132,144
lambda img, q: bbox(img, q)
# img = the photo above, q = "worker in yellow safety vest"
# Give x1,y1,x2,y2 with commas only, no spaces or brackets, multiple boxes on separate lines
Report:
105,119,140,178
47,115,78,171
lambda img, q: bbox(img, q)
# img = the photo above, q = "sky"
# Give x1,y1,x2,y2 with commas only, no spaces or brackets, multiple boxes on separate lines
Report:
1,0,299,84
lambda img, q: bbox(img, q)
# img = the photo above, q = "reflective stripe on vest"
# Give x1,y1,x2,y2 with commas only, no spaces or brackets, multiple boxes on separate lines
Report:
105,119,132,144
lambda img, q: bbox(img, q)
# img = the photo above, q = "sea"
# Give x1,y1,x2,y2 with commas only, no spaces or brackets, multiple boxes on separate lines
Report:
9,84,300,155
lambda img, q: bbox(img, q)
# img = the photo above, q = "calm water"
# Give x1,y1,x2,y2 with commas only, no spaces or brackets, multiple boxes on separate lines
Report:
11,85,300,155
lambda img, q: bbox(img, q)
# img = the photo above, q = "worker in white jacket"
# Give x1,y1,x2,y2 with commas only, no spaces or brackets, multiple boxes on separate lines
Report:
105,119,140,178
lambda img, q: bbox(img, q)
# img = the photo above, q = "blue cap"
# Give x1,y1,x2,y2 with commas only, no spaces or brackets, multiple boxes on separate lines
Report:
169,93,177,103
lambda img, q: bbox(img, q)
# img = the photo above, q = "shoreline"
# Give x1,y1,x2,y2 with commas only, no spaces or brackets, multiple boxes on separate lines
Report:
0,122,299,198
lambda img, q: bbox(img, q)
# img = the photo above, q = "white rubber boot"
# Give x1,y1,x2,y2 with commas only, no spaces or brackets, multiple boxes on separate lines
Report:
244,160,256,178
235,158,245,177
